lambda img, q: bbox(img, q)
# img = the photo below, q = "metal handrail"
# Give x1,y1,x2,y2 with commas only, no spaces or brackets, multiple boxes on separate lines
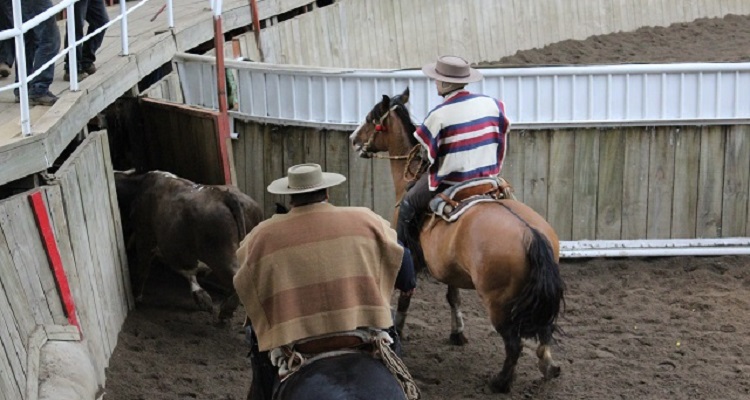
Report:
0,0,175,137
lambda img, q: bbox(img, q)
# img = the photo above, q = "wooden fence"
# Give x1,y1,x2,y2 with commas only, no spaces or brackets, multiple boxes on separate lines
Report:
233,120,750,241
0,131,131,399
238,0,750,68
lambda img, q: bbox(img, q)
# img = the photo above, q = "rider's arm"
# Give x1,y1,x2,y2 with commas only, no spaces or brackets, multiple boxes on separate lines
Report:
394,240,417,293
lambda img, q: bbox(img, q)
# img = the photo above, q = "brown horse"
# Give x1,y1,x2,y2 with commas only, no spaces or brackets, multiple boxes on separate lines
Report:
349,88,566,393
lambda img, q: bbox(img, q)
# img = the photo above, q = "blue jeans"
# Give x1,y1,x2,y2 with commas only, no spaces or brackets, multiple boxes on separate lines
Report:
0,0,60,95
64,0,109,71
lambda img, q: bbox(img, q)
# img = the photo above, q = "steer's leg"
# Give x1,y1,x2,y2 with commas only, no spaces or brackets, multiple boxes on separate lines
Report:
213,260,241,323
133,238,155,302
176,267,214,313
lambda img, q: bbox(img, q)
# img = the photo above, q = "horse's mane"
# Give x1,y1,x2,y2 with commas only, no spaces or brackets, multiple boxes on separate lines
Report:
389,96,419,148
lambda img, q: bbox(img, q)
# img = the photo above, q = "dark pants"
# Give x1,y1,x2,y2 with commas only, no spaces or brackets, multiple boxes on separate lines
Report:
64,0,109,71
397,174,442,271
0,3,13,66
245,325,278,400
1,0,60,95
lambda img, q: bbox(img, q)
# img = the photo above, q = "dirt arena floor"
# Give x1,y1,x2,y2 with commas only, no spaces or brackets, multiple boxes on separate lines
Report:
104,13,750,400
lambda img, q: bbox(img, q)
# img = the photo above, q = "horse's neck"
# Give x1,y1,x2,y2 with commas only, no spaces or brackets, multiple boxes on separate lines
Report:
389,158,408,201
388,113,418,201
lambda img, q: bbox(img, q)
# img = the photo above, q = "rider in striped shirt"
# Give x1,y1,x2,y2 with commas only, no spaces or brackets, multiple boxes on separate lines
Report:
397,55,511,269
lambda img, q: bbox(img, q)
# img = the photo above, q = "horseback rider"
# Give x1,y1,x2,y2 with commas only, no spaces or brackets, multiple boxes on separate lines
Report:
234,163,418,400
397,55,512,269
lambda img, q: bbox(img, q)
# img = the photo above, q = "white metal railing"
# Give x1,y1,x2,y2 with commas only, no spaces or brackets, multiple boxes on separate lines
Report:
0,0,175,137
174,53,750,258
175,53,750,129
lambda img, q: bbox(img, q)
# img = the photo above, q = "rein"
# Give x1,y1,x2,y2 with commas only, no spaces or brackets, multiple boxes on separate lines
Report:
362,105,399,158
361,105,428,180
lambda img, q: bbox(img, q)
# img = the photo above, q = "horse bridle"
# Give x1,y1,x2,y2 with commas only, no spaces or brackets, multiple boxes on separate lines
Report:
361,105,410,160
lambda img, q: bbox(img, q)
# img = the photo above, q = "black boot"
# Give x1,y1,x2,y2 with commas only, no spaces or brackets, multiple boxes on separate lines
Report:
397,200,427,272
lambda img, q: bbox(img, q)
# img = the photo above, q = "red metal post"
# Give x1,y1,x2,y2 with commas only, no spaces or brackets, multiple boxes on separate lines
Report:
213,14,233,185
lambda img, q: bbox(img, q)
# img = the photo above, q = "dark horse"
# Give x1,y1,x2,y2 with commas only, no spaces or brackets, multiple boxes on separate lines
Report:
272,353,407,400
349,88,566,393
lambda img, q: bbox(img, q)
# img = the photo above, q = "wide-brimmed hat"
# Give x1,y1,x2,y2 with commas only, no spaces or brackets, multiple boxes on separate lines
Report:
267,163,346,195
422,55,483,84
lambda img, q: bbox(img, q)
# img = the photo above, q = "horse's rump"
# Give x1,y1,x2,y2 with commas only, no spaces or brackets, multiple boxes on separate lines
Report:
276,353,407,400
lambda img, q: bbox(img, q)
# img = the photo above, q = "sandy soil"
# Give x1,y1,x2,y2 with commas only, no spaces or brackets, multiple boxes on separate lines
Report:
104,256,750,400
488,13,750,66
104,13,750,400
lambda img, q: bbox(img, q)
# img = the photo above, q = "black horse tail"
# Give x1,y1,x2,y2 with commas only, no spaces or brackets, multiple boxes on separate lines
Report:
505,227,565,340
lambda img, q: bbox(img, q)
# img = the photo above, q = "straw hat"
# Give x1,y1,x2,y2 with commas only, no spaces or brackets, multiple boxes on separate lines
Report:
267,163,346,195
421,55,483,83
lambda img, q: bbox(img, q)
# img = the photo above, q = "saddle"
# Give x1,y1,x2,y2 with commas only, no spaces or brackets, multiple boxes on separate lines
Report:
429,177,515,222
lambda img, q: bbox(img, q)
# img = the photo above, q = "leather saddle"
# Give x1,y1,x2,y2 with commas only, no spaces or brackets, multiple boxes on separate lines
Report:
429,177,514,222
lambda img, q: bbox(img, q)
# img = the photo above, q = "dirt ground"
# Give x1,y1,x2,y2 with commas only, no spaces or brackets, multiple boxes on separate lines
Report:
104,13,750,400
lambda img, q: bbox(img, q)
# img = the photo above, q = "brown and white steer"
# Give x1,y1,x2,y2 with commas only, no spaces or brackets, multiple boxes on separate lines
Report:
114,170,263,322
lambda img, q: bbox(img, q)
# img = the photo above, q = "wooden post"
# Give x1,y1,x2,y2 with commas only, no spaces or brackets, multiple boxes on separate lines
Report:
249,0,265,61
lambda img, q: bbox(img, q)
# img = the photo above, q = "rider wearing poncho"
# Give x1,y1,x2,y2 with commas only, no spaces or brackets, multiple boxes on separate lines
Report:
397,55,511,269
234,163,416,399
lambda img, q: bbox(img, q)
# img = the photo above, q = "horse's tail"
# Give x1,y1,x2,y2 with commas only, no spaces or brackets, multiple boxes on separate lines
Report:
506,227,565,340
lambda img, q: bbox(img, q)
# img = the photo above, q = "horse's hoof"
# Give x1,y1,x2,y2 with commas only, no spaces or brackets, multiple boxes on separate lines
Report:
398,329,409,341
489,376,512,393
192,290,214,312
540,363,561,379
449,332,468,346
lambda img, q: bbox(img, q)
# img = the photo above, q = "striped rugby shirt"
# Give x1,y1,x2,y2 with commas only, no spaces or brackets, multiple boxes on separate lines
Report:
414,90,511,191
234,202,403,351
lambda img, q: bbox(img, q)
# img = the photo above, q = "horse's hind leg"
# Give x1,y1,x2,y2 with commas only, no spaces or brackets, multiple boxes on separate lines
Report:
490,329,522,393
447,286,468,345
536,325,561,379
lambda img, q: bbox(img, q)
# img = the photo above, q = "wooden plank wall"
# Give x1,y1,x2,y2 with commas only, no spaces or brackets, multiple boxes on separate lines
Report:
234,119,750,241
0,131,131,398
240,0,750,68
50,130,132,386
233,120,397,220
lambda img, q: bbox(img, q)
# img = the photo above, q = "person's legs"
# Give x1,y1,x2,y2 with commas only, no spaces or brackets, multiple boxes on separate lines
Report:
24,0,60,101
81,0,108,73
245,324,277,400
396,174,432,271
63,0,87,77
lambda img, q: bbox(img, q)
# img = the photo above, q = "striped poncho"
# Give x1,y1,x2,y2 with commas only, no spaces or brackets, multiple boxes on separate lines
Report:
234,202,404,351
415,90,511,191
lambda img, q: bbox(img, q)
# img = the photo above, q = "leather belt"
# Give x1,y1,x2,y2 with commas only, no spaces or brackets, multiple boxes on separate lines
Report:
294,335,369,354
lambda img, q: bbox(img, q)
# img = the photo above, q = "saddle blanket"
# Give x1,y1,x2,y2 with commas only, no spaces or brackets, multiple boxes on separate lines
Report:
429,177,514,222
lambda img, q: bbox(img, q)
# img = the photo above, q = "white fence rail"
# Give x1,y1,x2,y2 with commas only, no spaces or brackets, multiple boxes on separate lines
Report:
176,53,750,128
0,0,175,137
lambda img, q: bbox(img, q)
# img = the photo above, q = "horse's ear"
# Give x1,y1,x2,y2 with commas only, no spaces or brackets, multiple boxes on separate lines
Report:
401,87,410,104
381,94,391,107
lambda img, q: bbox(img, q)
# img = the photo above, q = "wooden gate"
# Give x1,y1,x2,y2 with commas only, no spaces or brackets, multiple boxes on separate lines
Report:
141,98,232,185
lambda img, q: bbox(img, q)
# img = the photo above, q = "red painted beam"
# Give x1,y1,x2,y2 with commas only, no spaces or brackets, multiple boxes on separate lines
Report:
28,191,81,334
213,15,233,185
